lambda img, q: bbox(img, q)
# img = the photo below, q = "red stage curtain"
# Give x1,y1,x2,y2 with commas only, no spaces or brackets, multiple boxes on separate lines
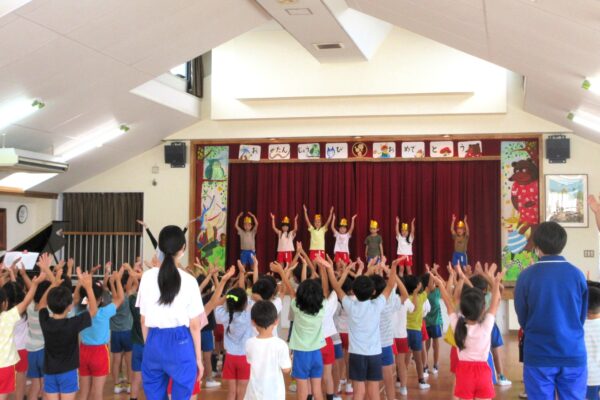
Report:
227,160,500,276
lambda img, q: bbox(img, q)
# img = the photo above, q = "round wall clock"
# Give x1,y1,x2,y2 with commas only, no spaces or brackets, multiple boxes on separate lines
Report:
17,205,28,224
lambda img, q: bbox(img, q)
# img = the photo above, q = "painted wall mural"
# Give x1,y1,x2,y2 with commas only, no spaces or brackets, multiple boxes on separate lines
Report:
501,141,540,281
196,145,229,269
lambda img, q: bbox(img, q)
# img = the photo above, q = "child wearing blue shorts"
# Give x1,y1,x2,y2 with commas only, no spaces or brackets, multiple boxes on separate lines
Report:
26,281,51,400
235,212,258,268
273,262,326,400
39,269,98,397
321,257,398,400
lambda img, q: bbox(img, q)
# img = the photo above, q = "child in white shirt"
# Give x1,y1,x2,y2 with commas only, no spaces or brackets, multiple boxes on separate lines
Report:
244,301,291,400
331,214,357,266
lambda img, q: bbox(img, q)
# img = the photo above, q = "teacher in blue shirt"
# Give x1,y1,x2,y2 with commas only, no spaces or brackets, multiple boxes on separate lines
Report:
515,221,588,400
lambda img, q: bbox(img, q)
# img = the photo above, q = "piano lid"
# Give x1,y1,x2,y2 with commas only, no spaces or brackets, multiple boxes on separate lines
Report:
10,220,68,254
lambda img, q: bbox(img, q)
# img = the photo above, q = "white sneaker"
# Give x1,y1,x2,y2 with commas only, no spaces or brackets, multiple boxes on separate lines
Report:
399,386,408,396
345,382,353,394
205,380,221,388
125,384,131,394
337,379,346,394
432,366,439,375
332,395,342,400
422,371,429,379
114,384,124,394
418,382,430,390
288,382,297,392
497,376,512,386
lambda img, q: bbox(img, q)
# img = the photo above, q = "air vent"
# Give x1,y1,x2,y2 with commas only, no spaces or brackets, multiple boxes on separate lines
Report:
285,8,312,15
313,43,344,50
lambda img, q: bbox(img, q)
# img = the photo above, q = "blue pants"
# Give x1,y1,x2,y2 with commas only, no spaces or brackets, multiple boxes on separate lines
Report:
524,365,587,400
143,326,198,400
452,252,468,268
588,386,600,400
240,250,255,267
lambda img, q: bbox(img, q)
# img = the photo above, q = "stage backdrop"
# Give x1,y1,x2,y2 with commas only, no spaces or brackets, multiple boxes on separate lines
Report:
191,137,541,277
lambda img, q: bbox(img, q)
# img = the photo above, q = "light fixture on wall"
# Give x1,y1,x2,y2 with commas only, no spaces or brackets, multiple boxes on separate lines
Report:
56,123,130,162
567,110,600,132
582,78,600,95
0,172,57,190
0,98,45,131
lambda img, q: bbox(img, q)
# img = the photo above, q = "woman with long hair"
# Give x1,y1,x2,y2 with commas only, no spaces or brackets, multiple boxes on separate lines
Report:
136,226,204,400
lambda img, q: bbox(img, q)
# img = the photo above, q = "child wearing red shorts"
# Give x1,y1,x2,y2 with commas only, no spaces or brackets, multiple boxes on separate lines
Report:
303,204,334,261
0,276,43,399
214,287,254,399
433,268,504,400
78,270,124,400
331,214,357,266
395,218,415,275
270,214,298,265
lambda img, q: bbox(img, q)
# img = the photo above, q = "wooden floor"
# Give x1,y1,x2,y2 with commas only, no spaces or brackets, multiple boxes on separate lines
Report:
103,333,525,399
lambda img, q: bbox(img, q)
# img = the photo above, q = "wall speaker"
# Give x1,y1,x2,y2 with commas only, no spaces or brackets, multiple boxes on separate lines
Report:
164,142,187,168
545,135,570,164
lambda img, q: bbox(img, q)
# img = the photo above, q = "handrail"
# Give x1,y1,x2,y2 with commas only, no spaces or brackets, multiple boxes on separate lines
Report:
63,231,142,236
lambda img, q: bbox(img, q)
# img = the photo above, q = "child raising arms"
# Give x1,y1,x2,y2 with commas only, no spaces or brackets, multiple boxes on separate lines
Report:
451,215,470,269
433,266,505,400
270,213,298,266
331,214,357,266
395,217,415,275
303,205,334,261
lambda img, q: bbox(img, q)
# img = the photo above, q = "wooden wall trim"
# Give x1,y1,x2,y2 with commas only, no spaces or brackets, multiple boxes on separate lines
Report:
0,187,58,199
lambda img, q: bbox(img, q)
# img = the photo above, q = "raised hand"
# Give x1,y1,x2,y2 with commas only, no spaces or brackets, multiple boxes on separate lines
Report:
589,194,600,213
270,212,275,219
32,272,47,286
136,220,147,228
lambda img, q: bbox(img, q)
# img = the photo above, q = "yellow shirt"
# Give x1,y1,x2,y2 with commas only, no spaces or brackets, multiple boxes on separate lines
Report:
309,227,327,251
0,307,21,367
406,292,428,331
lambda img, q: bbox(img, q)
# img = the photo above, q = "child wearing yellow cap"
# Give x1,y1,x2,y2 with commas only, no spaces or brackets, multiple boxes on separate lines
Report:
331,214,357,265
302,204,334,261
395,217,416,275
235,212,258,268
450,214,469,268
364,220,384,263
269,213,298,265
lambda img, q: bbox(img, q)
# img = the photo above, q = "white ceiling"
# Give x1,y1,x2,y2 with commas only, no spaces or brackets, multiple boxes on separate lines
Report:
0,0,269,192
2,0,599,193
346,0,600,143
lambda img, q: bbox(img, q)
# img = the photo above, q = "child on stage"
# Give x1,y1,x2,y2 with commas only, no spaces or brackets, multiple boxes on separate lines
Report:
235,212,258,268
450,214,469,268
303,204,334,261
331,214,357,266
364,220,383,263
270,214,298,266
395,217,415,275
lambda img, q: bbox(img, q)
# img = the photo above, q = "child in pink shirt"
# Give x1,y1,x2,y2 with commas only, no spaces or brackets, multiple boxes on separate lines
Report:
431,267,504,400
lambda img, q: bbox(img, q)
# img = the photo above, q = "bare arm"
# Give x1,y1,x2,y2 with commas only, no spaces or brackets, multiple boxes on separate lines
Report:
248,212,258,230
205,267,235,314
292,214,299,235
110,266,125,308
330,214,338,235
395,216,400,237
271,262,294,298
322,260,345,301
411,217,416,238
589,194,600,231
431,274,454,314
488,270,505,316
16,273,45,315
18,265,32,290
189,315,203,382
251,255,259,284
348,214,357,235
303,205,313,229
464,215,470,236
450,214,457,235
382,261,398,300
270,213,281,235
324,206,334,230
77,267,98,317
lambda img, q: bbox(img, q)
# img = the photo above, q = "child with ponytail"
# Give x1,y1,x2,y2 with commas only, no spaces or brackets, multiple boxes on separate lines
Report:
431,265,505,400
214,269,255,400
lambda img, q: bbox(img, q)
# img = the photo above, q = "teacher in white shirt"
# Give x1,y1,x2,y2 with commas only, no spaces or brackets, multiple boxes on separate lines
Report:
136,225,204,400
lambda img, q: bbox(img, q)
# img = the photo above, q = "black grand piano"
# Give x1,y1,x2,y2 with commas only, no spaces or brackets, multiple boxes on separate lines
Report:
1,220,68,265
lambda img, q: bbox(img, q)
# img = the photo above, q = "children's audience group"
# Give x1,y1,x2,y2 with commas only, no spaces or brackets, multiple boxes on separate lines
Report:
0,206,598,400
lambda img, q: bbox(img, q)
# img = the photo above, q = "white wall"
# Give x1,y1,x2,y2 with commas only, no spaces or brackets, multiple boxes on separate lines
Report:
66,145,190,261
211,27,507,120
543,133,600,280
0,195,57,251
